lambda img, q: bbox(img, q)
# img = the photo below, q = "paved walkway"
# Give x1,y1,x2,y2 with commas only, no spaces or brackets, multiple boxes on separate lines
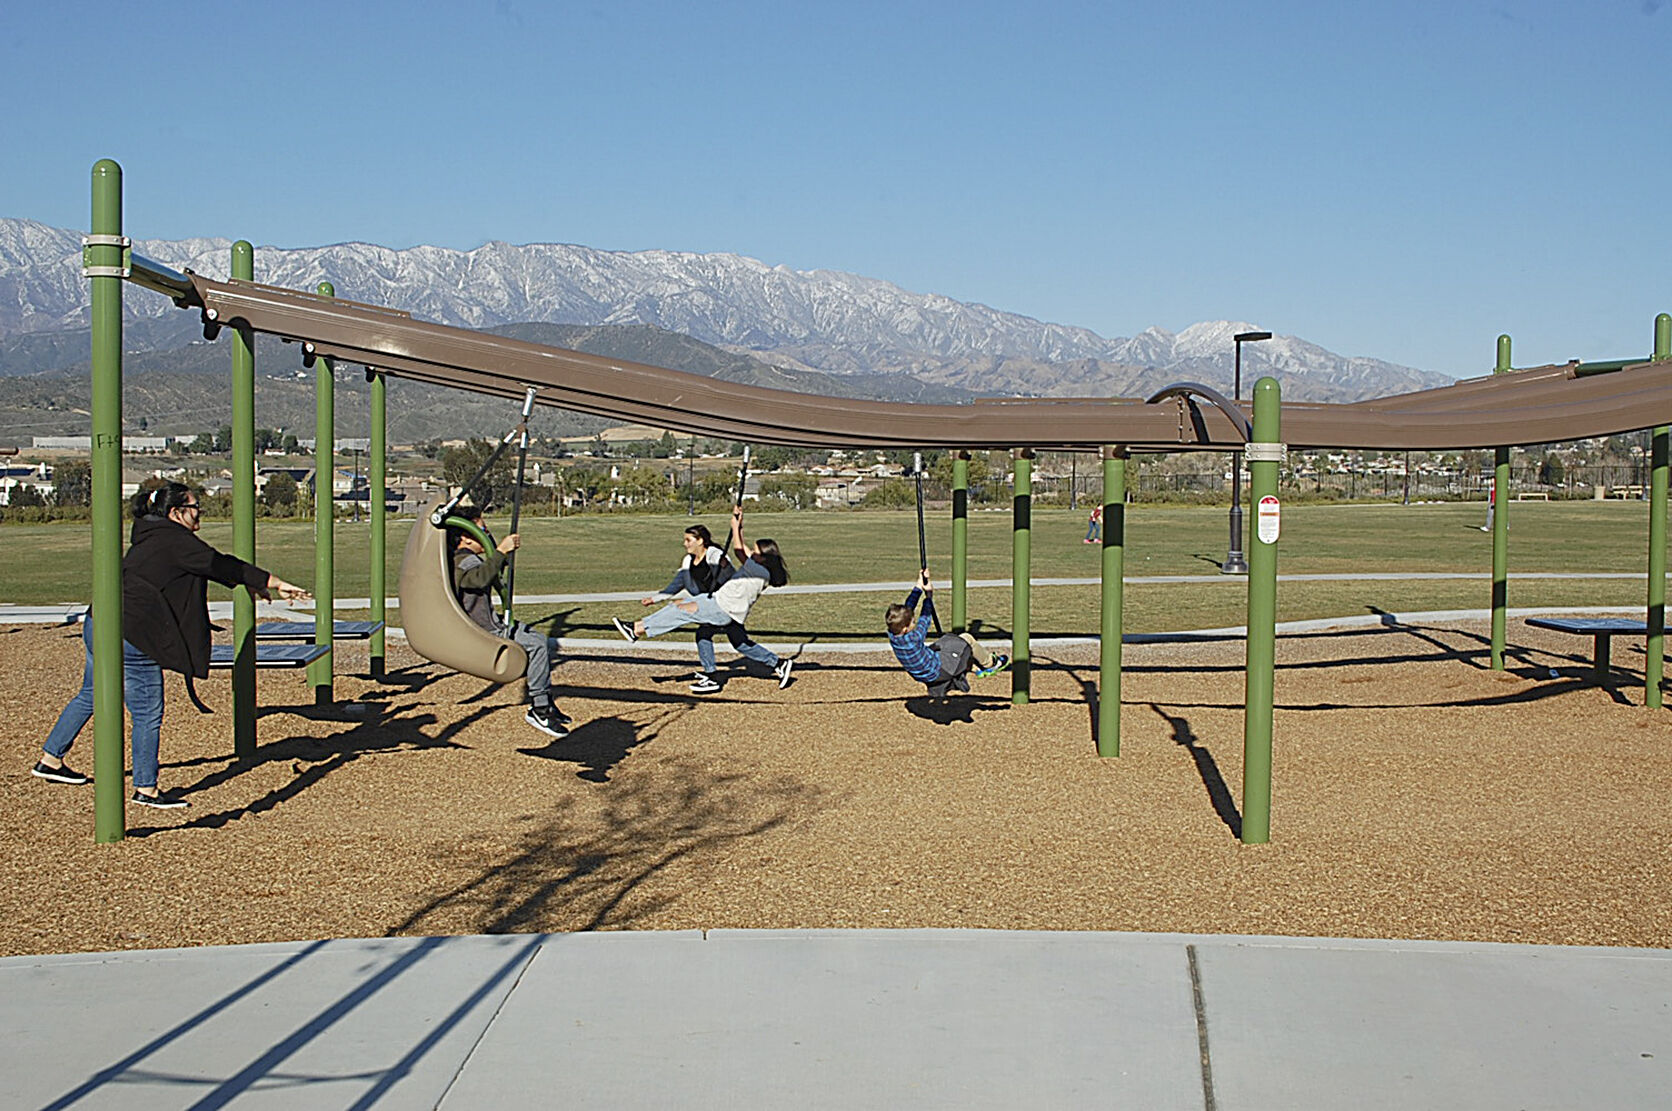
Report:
3,930,1666,1109
0,570,1658,626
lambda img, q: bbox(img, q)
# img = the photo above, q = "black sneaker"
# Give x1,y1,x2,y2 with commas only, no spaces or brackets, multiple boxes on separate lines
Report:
525,707,570,739
611,617,638,643
689,675,722,694
545,705,573,726
774,658,794,689
131,789,188,809
32,761,90,785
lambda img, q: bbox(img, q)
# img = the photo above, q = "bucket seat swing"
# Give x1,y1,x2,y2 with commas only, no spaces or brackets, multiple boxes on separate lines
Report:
397,387,540,683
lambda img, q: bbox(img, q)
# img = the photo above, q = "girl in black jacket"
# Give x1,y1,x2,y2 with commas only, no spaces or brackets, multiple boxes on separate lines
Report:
33,482,309,808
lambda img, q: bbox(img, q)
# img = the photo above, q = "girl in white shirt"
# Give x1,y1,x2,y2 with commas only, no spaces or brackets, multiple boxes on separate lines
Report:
615,506,794,688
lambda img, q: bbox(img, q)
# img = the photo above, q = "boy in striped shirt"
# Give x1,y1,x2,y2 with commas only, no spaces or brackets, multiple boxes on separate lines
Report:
886,569,1009,698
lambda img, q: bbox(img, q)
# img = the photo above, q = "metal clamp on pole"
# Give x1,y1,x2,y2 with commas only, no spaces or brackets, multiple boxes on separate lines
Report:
1244,442,1287,464
81,234,131,278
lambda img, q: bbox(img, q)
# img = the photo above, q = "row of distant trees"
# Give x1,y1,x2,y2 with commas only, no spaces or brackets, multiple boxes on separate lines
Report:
178,426,303,455
433,439,1003,514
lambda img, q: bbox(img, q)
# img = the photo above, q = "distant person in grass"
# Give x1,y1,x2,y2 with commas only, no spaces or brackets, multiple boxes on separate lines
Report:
32,481,310,808
886,568,1009,698
614,505,794,690
448,502,572,739
1084,504,1103,543
641,522,763,695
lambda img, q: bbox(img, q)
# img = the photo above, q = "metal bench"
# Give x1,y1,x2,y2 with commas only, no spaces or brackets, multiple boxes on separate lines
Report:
1524,616,1663,682
253,620,385,640
209,643,331,669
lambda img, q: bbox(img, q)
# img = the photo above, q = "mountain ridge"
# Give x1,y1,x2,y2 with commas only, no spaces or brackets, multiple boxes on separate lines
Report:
0,217,1455,404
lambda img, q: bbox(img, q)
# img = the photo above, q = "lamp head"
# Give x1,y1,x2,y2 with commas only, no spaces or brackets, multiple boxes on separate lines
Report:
1234,331,1273,343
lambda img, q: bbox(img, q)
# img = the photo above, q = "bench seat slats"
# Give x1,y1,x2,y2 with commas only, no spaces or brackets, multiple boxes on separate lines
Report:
208,644,331,669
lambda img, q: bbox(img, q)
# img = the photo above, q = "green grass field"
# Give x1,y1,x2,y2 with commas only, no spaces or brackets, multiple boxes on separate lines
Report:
4,501,1665,639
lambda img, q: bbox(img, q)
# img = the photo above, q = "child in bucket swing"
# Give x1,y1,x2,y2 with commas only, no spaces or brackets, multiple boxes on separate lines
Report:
887,568,1009,699
613,505,794,690
447,502,572,739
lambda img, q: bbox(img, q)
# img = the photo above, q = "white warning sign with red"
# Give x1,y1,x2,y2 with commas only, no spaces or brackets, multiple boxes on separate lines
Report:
1256,495,1280,544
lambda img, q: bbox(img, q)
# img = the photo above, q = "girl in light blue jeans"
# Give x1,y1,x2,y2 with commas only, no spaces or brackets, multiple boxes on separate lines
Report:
638,593,780,669
613,506,793,687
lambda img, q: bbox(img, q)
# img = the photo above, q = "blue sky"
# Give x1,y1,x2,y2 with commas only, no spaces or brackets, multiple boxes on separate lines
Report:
4,1,1669,378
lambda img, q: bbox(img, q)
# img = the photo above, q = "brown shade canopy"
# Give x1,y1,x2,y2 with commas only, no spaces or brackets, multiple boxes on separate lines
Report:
168,270,1672,452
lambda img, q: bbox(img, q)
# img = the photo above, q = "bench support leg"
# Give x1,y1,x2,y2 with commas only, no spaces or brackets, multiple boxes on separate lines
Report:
1593,634,1612,684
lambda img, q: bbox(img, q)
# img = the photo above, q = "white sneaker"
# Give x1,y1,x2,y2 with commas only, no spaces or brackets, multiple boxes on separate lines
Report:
774,659,794,689
525,707,570,739
689,675,722,694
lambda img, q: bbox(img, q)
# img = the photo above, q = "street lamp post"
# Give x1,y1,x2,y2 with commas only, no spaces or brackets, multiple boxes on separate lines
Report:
351,448,362,522
1224,330,1272,575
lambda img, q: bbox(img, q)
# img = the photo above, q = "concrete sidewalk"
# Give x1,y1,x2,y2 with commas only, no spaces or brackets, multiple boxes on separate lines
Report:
3,930,1667,1109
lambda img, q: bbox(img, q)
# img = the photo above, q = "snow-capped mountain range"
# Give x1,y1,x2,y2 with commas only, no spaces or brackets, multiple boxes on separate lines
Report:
0,217,1452,401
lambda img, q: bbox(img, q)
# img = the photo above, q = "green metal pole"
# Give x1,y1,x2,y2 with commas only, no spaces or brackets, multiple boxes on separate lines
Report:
1242,377,1282,844
1490,334,1511,670
231,241,257,760
370,369,387,679
88,159,126,843
1647,314,1671,708
951,451,969,633
310,282,335,703
1097,447,1126,757
1011,449,1032,704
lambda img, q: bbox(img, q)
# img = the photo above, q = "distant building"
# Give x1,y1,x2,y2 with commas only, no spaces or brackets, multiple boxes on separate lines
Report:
32,436,170,453
296,439,371,452
0,477,53,505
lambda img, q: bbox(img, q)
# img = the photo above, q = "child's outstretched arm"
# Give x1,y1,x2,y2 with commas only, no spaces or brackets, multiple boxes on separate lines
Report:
730,505,751,560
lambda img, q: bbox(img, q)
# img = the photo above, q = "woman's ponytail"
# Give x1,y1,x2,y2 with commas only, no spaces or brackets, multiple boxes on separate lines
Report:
132,481,193,519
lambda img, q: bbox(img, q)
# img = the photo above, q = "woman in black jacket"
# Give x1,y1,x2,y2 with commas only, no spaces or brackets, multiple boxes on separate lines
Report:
32,482,309,808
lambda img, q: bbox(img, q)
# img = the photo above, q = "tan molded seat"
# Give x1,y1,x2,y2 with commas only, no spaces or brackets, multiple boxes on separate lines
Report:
397,497,528,683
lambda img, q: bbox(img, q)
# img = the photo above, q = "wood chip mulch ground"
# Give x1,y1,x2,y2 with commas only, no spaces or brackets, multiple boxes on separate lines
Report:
4,619,1670,958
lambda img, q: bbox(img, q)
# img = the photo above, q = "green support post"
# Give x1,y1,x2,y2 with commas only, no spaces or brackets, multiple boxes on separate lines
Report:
1490,335,1511,670
88,159,126,843
1097,447,1126,757
310,282,336,703
370,369,387,679
1011,449,1032,704
231,241,258,760
1648,314,1671,707
951,451,969,633
1242,377,1282,844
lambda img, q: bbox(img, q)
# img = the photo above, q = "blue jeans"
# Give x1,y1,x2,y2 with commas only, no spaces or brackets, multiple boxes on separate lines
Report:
695,622,759,673
643,597,779,668
42,613,166,790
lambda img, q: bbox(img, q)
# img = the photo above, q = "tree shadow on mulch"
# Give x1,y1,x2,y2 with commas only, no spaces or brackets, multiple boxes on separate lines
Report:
389,756,820,935
126,698,485,838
